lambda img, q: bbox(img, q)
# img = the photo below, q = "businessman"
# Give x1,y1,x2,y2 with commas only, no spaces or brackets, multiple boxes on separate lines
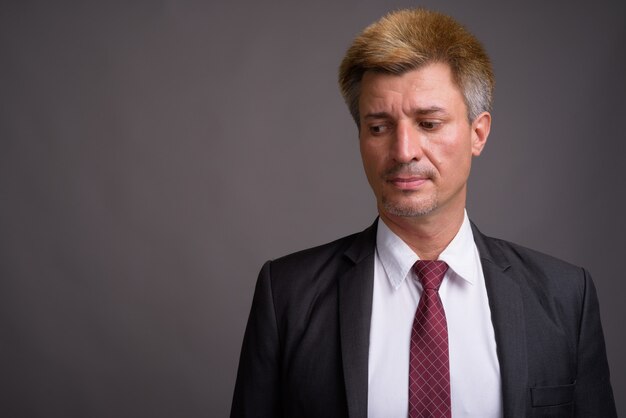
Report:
231,8,616,418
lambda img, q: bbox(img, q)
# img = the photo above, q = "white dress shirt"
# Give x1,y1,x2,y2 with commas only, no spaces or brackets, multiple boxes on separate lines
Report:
367,211,503,418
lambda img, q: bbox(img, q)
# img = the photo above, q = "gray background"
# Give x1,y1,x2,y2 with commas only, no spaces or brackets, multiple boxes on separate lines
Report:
1,1,624,417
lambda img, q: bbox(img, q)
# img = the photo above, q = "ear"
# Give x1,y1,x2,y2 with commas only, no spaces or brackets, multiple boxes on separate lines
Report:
470,111,491,156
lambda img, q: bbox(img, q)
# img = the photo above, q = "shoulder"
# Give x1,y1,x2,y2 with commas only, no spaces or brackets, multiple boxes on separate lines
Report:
474,226,588,300
484,234,583,274
259,221,377,297
270,232,360,270
268,220,377,274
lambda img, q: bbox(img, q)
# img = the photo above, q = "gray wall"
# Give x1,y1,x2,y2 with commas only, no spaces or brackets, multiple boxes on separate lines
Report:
1,1,624,417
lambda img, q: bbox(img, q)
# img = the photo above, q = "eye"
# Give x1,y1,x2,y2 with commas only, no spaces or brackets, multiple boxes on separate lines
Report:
419,121,440,130
369,124,389,135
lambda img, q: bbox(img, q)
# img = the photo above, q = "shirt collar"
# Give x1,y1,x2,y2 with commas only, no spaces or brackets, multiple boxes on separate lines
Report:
376,210,478,290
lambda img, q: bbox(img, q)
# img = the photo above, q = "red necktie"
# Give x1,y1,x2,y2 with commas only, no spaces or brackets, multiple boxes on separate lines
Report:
409,260,451,418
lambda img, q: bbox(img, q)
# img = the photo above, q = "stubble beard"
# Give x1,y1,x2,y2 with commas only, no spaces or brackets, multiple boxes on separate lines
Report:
379,162,439,217
381,189,439,217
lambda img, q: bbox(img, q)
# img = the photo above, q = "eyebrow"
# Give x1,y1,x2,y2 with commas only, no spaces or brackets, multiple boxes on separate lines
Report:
415,106,446,115
363,107,447,120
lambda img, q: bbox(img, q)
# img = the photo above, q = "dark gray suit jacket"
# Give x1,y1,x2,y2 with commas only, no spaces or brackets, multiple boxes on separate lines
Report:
231,221,616,417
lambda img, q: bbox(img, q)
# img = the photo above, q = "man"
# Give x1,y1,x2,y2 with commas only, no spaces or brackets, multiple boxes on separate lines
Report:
231,8,616,418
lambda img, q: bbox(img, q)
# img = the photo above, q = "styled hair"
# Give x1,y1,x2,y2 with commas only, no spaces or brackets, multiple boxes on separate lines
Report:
338,8,494,124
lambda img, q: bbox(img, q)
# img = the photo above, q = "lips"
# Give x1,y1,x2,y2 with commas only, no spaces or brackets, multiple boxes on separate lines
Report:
382,163,435,191
388,176,429,190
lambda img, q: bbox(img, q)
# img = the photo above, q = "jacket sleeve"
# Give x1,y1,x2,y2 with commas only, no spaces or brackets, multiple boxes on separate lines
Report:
231,261,282,418
574,268,617,417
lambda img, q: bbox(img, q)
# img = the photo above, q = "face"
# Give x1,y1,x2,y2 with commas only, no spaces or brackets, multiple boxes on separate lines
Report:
358,62,490,222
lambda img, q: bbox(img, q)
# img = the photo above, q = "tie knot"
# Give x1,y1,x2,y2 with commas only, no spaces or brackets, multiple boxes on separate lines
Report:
413,260,448,290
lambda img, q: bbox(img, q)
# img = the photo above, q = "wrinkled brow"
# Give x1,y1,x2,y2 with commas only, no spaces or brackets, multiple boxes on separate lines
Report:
363,106,447,120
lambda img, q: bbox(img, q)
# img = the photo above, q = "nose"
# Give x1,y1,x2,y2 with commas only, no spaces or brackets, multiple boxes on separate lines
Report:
391,120,424,163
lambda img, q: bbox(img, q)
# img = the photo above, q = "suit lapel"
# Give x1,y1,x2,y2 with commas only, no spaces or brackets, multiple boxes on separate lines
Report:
472,223,528,417
338,221,377,418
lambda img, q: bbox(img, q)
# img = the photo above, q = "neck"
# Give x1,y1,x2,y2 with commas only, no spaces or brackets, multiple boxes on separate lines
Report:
379,208,465,260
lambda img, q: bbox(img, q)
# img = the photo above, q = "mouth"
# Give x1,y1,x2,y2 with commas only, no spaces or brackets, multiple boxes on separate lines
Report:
381,163,436,191
387,176,430,190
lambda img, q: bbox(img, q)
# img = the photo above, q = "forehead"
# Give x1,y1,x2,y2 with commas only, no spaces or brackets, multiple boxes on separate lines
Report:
359,63,464,113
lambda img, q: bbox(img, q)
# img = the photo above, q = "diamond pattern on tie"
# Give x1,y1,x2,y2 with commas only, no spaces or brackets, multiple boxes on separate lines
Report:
408,260,451,418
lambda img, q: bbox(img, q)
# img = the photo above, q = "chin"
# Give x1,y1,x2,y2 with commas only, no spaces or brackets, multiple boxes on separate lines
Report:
381,194,438,217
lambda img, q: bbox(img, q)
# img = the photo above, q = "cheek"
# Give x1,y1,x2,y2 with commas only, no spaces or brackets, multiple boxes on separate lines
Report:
427,138,472,176
360,143,383,170
360,145,388,191
359,145,375,175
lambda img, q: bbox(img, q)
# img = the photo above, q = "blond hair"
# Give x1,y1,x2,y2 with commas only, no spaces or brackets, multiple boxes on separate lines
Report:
338,8,494,124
